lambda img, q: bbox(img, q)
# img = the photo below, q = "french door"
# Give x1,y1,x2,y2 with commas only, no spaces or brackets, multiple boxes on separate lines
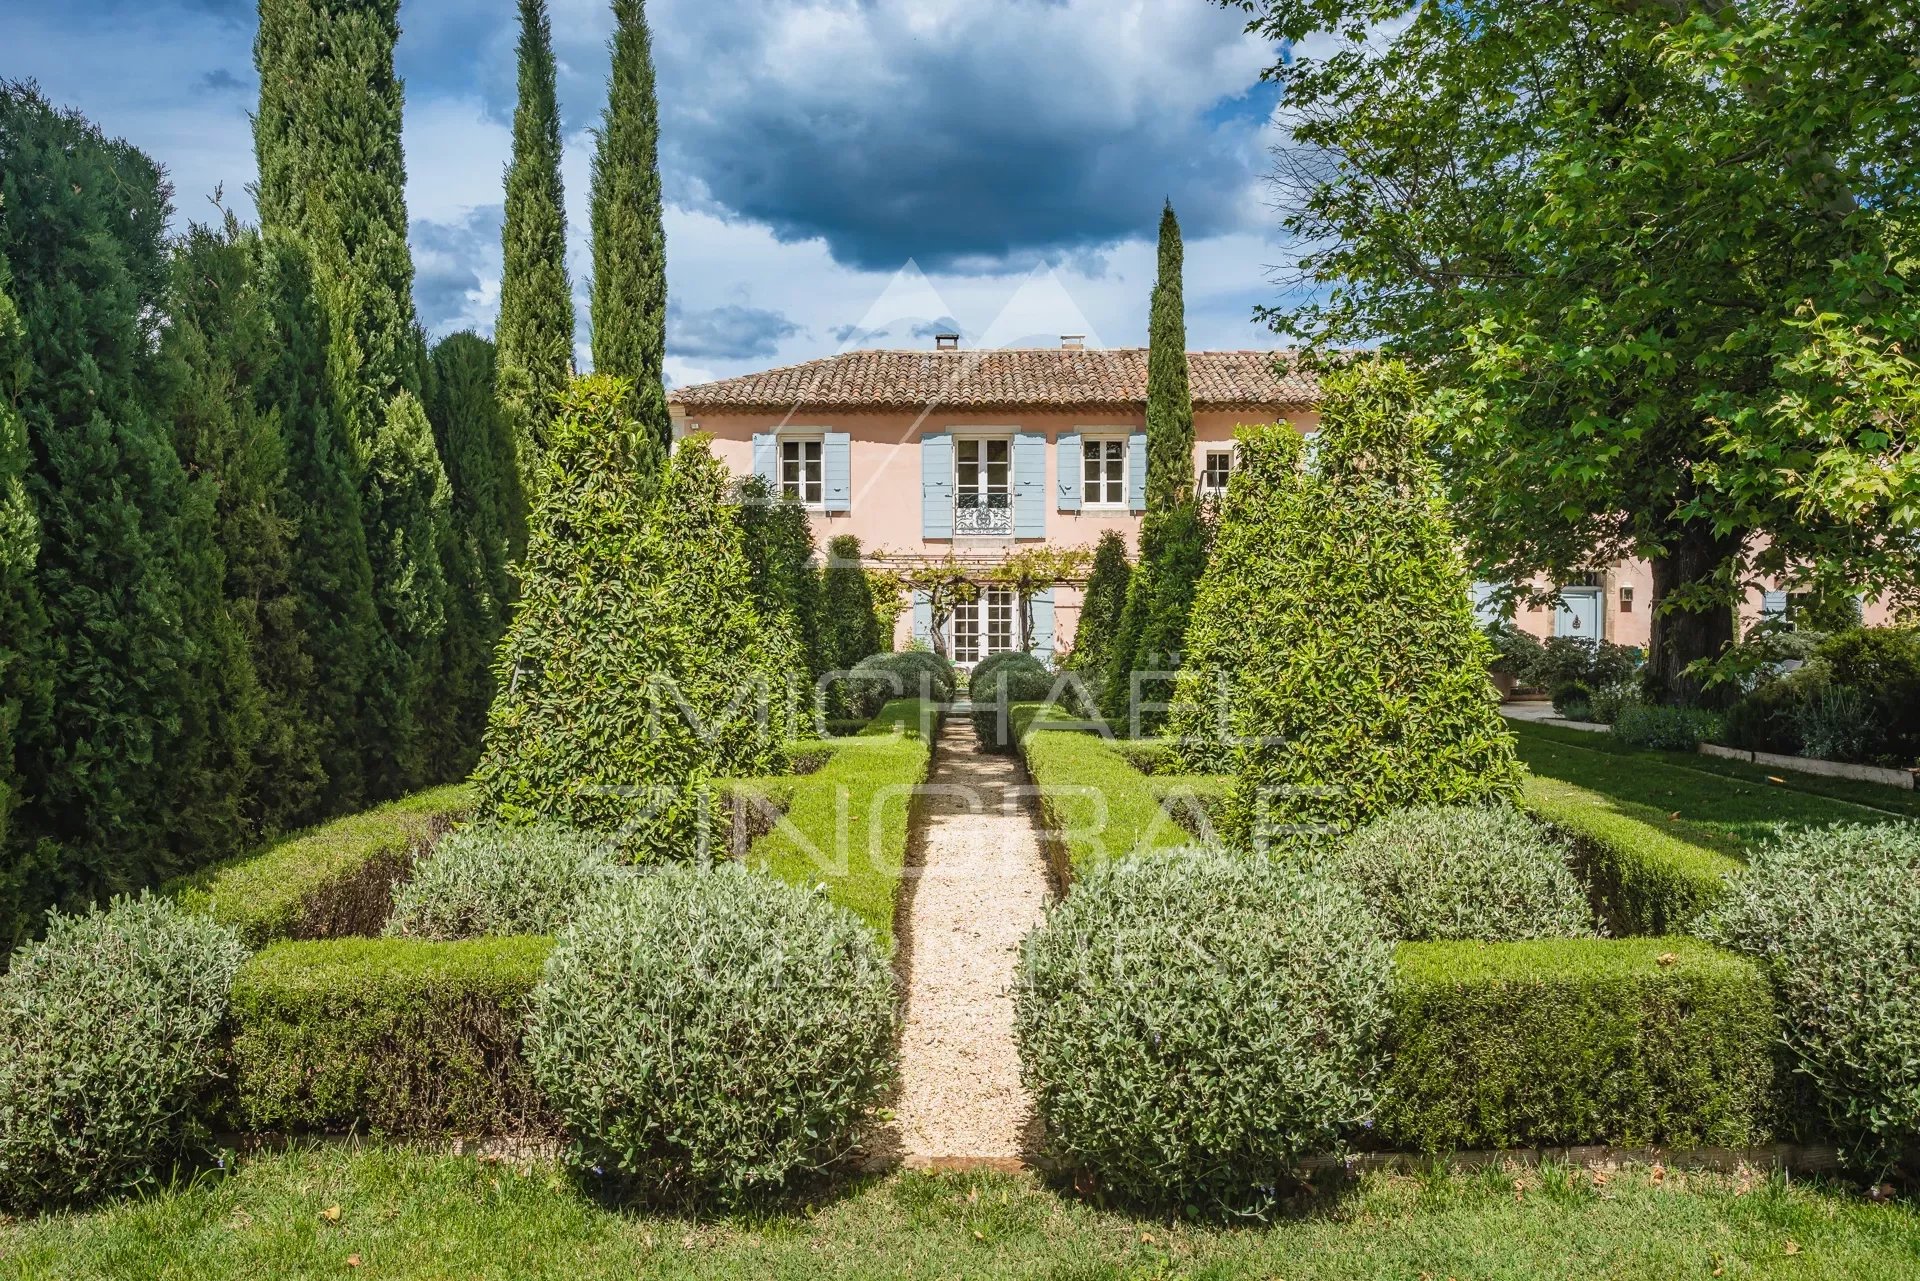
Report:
950,587,1018,665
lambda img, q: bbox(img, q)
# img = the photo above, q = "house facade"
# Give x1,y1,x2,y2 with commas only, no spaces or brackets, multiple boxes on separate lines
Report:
671,338,1885,667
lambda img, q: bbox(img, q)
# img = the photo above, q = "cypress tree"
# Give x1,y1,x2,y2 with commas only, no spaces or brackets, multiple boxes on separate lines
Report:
1145,201,1194,510
1069,530,1131,680
818,535,883,714
423,332,520,776
254,232,383,820
0,251,49,938
0,86,250,915
497,0,573,492
589,0,671,453
255,0,454,792
734,476,820,676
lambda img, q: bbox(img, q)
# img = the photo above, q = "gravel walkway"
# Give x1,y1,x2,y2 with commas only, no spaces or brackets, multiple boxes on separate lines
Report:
891,715,1052,1167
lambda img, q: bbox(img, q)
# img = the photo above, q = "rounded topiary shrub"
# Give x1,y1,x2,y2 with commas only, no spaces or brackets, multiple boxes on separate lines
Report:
525,864,896,1204
0,896,247,1209
846,649,955,715
385,823,625,940
1700,822,1920,1174
1014,849,1392,1212
1334,804,1595,942
970,651,1053,702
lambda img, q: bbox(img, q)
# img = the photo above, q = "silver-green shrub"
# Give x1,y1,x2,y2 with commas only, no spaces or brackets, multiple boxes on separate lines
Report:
1014,849,1392,1212
1335,804,1596,942
0,896,246,1209
1699,822,1920,1174
1613,703,1722,751
384,823,626,940
525,864,896,1204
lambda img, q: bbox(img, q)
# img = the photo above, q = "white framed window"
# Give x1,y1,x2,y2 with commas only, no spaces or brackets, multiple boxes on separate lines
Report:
954,434,1014,535
1080,435,1128,507
1201,449,1233,496
778,434,824,507
950,587,1020,665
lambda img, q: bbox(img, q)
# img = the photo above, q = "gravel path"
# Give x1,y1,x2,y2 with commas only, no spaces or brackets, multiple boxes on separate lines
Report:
891,715,1053,1167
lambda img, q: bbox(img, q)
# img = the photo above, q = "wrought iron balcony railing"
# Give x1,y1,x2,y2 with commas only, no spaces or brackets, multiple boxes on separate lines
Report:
954,491,1014,536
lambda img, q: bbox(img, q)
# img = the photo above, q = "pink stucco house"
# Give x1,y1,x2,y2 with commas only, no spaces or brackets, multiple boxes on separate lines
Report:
671,337,1885,666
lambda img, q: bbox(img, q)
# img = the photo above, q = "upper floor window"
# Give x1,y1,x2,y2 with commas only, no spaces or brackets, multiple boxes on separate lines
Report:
780,436,823,507
1082,437,1127,507
1201,449,1233,496
955,436,1013,535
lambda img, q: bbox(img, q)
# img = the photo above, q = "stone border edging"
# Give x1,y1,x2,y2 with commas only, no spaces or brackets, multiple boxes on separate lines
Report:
1698,741,1916,790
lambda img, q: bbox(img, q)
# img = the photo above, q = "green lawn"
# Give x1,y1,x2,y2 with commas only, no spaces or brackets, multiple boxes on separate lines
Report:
1511,720,1918,857
1,1146,1913,1279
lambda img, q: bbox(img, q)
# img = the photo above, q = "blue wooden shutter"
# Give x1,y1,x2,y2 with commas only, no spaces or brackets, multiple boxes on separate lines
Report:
1030,587,1056,664
1055,432,1081,511
921,433,953,538
1761,590,1788,618
1014,433,1047,537
751,433,778,488
911,590,932,647
823,432,851,512
1126,430,1148,512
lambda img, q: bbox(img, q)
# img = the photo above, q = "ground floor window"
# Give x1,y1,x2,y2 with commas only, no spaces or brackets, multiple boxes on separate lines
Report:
950,587,1019,665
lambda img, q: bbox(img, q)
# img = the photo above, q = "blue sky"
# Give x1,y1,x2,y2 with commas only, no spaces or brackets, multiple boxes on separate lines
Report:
3,0,1292,385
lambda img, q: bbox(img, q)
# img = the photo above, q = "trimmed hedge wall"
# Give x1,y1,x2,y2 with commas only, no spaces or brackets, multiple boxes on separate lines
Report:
167,784,478,946
1376,937,1779,1152
228,936,553,1136
733,698,936,947
1522,776,1741,935
1019,719,1194,880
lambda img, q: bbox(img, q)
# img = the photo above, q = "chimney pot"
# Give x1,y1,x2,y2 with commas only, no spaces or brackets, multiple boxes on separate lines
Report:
934,332,960,350
1061,334,1085,350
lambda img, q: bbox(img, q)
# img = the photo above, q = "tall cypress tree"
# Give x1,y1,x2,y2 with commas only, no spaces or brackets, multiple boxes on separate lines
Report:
498,0,573,494
0,86,251,918
1069,530,1131,680
1144,201,1195,510
0,251,49,936
255,0,454,792
254,232,383,820
589,0,671,453
423,332,520,777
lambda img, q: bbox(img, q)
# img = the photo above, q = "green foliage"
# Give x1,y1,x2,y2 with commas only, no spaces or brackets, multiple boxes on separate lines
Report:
230,935,553,1136
1020,725,1196,878
1702,823,1920,1173
1815,627,1920,763
253,232,382,822
0,252,45,898
423,332,522,780
496,0,573,481
385,824,624,941
846,650,956,717
1171,364,1522,847
0,85,254,932
1722,671,1815,756
1099,500,1207,735
969,655,1057,752
589,0,670,454
1521,776,1739,937
168,784,477,948
525,865,896,1205
1613,704,1722,753
817,535,882,714
0,896,246,1208
1335,805,1595,943
1145,202,1194,512
1586,682,1641,726
736,701,935,947
1230,0,1920,689
1529,638,1641,694
1378,938,1779,1153
1015,849,1392,1212
475,383,788,858
1481,621,1542,680
1549,681,1592,719
733,476,820,685
1067,530,1130,681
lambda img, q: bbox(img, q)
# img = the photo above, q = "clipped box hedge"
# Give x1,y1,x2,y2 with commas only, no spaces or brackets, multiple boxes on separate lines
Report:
733,698,936,946
1018,718,1194,881
1522,776,1741,934
1376,937,1779,1153
228,936,553,1137
168,784,478,946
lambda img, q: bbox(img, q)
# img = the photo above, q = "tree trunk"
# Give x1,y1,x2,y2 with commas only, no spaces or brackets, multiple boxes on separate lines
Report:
1646,526,1741,706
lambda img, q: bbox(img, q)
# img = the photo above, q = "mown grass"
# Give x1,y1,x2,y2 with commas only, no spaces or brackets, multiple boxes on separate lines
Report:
1,1146,1913,1279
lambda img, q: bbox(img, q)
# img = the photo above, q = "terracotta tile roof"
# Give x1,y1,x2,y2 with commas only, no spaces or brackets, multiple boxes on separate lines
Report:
668,348,1319,412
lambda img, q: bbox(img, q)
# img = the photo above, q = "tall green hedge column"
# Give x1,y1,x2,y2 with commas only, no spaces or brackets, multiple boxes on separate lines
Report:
255,0,454,792
589,0,671,456
1144,201,1194,511
497,0,573,488
1170,360,1520,846
0,254,45,888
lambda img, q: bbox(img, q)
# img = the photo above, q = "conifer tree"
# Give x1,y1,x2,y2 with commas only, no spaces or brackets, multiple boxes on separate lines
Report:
0,252,48,937
0,86,252,916
589,0,671,452
255,0,454,790
497,0,573,491
253,232,383,819
734,477,820,677
818,535,883,714
1145,202,1195,510
1069,530,1130,680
